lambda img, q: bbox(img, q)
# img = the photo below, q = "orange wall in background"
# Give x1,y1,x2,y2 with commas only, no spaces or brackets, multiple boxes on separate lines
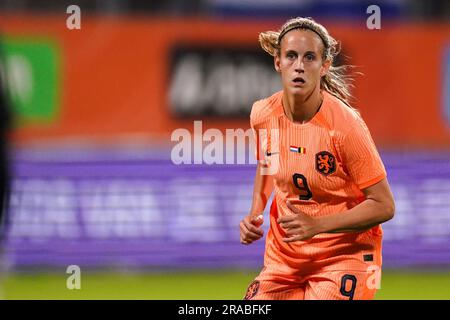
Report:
0,15,449,147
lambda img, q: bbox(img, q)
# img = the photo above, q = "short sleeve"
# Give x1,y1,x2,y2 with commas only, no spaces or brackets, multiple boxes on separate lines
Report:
341,117,386,190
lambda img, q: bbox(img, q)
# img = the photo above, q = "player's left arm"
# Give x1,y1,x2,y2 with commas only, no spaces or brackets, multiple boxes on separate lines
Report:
278,178,395,242
317,177,395,234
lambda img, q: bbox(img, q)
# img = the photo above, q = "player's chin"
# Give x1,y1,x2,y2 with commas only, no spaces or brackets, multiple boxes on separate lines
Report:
289,86,310,97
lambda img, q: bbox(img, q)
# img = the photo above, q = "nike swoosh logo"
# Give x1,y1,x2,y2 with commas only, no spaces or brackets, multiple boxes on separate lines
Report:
265,151,279,156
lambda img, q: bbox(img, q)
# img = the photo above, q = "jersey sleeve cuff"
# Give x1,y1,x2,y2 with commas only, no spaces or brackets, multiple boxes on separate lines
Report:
357,173,386,190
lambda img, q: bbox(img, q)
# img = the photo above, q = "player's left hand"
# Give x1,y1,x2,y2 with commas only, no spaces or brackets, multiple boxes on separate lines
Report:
277,201,322,242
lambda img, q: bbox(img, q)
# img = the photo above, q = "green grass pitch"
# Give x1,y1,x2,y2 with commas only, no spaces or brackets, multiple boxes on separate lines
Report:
2,269,449,300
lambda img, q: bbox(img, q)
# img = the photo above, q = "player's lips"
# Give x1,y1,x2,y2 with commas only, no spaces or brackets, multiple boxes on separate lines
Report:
292,77,306,86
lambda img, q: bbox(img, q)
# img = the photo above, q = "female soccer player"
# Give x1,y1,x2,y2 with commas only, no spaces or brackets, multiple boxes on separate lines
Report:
239,17,395,300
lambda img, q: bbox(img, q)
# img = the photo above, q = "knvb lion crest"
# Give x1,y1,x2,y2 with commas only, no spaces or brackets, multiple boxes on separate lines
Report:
316,151,336,176
243,280,260,300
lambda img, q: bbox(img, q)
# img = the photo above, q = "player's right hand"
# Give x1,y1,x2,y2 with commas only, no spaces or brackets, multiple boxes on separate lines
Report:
240,214,264,245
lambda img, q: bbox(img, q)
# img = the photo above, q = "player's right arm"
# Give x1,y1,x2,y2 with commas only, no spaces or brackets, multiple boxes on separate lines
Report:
240,161,274,245
240,98,275,245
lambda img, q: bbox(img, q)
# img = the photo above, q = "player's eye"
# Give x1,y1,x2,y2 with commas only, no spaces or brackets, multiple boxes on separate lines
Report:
304,53,315,61
286,52,296,59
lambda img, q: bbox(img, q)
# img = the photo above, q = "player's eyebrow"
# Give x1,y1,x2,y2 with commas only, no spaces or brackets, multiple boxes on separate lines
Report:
303,50,318,56
284,49,318,55
285,49,298,55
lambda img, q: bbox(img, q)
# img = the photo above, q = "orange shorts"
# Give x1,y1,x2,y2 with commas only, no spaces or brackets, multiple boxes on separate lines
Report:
243,269,380,300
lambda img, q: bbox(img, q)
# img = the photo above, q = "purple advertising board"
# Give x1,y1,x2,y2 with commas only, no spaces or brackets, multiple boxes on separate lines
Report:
3,148,450,269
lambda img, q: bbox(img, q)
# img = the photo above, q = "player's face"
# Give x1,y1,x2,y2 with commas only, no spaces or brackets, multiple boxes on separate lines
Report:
275,29,330,98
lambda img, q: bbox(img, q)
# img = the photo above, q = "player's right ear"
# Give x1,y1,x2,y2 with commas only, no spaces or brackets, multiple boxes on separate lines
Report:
274,55,281,73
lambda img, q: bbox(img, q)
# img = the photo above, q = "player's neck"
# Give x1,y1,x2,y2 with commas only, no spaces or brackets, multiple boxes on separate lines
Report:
282,90,323,124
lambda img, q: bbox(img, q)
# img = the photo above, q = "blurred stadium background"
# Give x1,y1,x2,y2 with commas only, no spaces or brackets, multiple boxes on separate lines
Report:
0,0,449,300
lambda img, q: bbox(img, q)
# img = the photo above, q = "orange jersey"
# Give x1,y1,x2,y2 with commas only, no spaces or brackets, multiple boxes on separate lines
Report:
250,90,386,280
